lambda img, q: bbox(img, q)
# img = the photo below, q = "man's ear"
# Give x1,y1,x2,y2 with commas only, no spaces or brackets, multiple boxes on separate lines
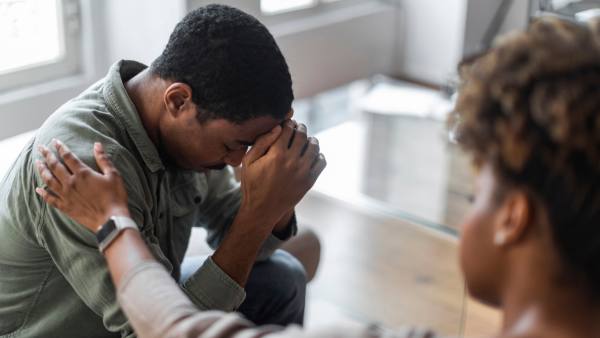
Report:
164,82,193,117
493,191,532,247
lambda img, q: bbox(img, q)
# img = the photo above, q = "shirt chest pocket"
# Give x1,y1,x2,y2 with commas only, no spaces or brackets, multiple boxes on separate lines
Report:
169,172,208,220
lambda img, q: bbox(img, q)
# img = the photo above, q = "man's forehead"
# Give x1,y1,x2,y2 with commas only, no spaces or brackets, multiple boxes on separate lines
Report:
231,116,283,143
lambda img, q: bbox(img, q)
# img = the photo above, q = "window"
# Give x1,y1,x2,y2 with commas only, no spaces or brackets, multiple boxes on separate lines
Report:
0,0,81,93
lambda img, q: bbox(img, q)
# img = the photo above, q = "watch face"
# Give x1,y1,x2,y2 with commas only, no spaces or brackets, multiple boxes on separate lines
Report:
96,219,117,243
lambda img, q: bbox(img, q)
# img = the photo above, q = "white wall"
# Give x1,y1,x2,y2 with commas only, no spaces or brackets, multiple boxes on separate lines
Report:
395,0,468,85
103,0,188,65
394,0,530,85
463,0,530,56
270,2,397,98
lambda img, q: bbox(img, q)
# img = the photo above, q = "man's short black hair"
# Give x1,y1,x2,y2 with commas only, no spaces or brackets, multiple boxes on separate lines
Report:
151,4,293,124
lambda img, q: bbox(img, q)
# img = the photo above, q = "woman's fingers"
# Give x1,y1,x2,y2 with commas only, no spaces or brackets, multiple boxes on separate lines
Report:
35,186,63,210
54,139,85,174
38,145,70,185
36,160,63,194
93,143,117,177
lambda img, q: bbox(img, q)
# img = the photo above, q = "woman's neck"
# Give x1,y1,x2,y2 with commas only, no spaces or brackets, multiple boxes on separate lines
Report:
499,251,600,338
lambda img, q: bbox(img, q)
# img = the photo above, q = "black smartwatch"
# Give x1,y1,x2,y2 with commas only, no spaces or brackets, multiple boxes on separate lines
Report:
96,216,138,253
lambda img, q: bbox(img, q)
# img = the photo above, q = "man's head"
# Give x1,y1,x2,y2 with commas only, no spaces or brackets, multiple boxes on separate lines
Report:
453,17,600,305
149,4,293,170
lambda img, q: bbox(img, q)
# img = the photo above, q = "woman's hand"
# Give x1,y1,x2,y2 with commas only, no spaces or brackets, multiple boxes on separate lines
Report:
35,140,129,233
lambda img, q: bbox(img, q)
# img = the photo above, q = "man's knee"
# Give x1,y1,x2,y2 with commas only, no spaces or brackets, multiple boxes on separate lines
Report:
264,250,308,303
239,250,307,325
280,227,322,282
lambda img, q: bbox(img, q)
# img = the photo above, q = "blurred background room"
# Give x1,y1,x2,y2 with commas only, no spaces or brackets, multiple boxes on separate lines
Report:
2,0,599,336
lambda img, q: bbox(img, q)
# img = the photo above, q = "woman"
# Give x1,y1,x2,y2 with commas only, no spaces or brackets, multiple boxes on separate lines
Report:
35,17,600,337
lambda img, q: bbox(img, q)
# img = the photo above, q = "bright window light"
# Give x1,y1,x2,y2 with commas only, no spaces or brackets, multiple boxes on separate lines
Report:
261,0,317,14
0,0,64,74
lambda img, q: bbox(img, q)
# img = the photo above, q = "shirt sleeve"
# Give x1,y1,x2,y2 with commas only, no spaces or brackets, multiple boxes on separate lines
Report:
33,145,149,337
180,256,247,311
198,166,297,261
120,261,434,338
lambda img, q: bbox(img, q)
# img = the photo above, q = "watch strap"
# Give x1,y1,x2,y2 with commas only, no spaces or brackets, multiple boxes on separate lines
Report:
96,216,138,253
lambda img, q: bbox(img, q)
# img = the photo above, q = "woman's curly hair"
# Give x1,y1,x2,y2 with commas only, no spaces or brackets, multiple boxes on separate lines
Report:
453,17,600,291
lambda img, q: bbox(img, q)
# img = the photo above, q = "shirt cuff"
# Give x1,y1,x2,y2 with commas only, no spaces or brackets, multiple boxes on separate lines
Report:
255,213,297,261
181,256,246,311
272,212,298,240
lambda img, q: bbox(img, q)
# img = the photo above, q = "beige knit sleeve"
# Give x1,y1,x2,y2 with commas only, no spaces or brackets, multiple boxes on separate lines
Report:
117,261,271,338
117,261,441,338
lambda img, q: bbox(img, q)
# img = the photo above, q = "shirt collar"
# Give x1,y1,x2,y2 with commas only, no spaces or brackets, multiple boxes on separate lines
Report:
103,60,165,173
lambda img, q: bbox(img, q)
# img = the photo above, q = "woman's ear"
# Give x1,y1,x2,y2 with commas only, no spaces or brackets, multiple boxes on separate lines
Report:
164,82,193,117
493,190,532,247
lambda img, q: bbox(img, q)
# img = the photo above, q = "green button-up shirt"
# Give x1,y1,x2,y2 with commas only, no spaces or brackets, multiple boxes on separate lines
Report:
0,60,294,338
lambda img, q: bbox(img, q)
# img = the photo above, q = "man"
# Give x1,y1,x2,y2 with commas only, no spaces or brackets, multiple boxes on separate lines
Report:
0,5,325,338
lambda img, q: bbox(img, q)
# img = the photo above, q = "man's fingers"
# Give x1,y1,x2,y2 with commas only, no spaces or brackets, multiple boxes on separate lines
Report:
54,139,85,173
274,120,296,150
310,153,327,175
244,125,282,165
94,143,118,177
286,120,299,149
36,160,63,194
308,154,326,185
301,137,319,158
290,123,308,154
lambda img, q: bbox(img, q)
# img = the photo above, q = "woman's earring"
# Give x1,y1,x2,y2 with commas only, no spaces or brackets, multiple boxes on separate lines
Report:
494,231,506,246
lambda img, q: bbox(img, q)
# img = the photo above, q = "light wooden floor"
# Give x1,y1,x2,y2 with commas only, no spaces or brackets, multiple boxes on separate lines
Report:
296,192,501,337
